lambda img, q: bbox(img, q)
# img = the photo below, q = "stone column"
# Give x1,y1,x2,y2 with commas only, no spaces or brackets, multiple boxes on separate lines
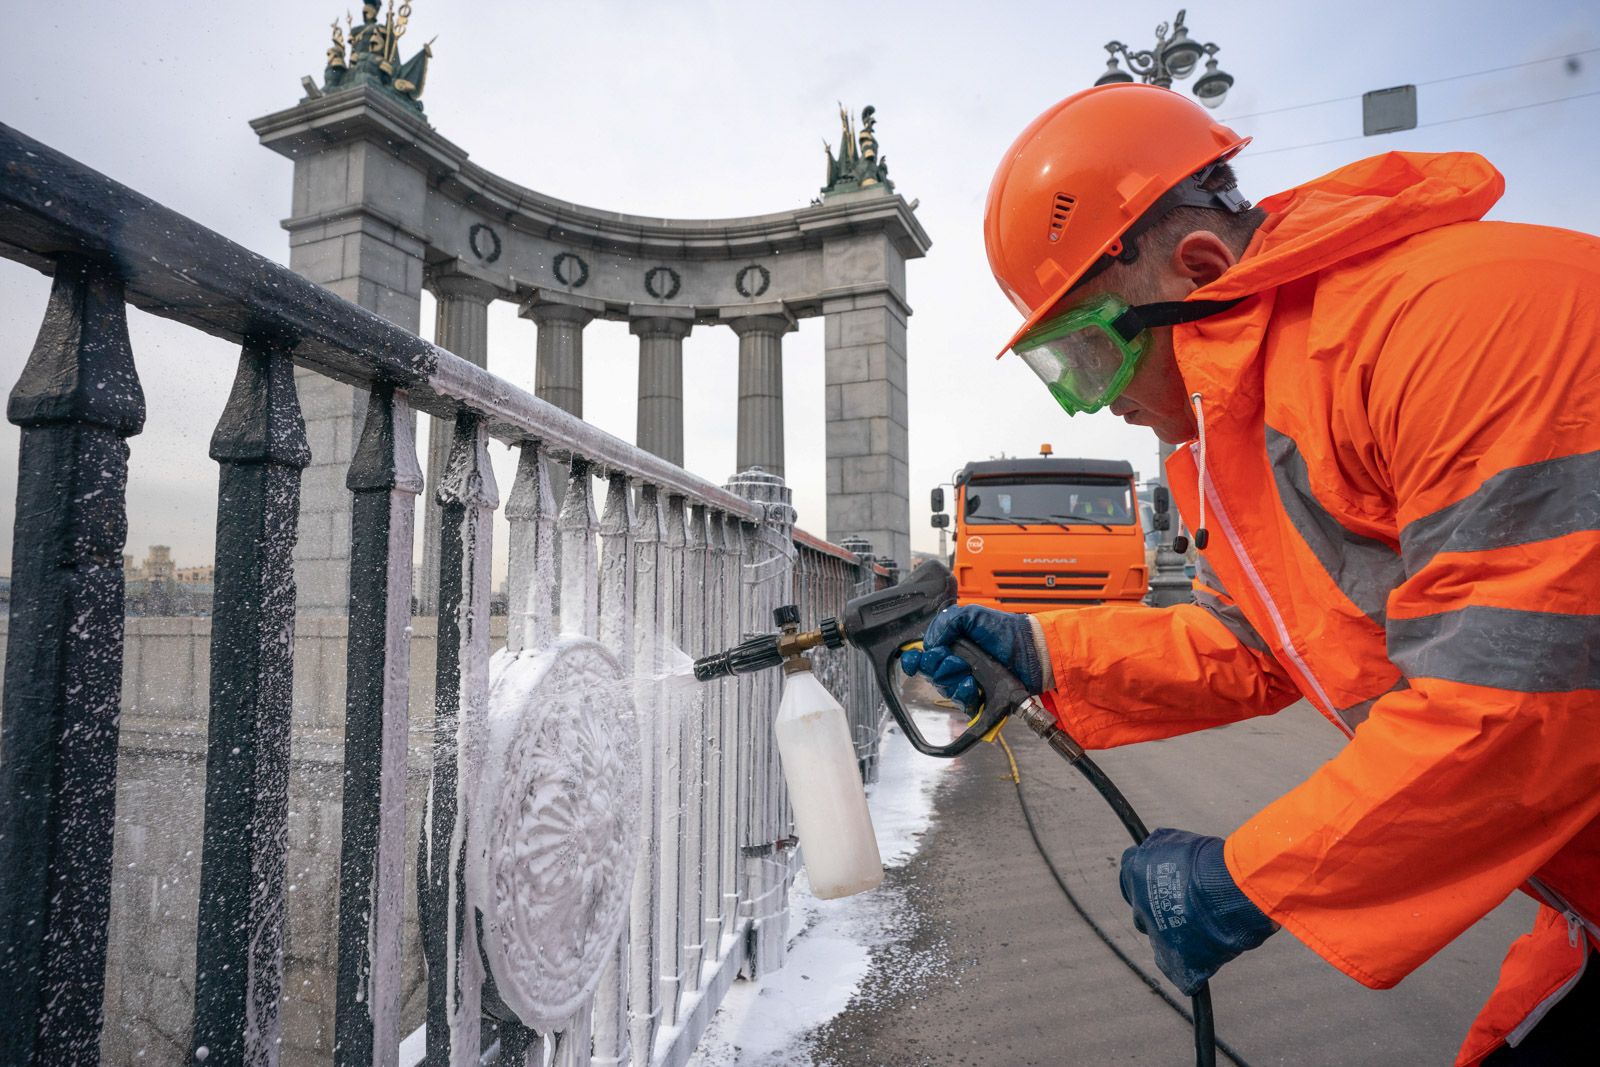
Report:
729,315,794,479
632,316,693,466
419,272,498,614
524,301,594,418
823,290,910,567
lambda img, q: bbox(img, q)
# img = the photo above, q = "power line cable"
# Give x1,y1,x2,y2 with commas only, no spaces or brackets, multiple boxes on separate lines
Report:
1219,45,1600,123
1243,87,1600,157
1417,48,1598,88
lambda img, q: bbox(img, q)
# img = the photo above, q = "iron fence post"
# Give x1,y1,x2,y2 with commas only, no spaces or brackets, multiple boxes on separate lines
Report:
0,258,145,1065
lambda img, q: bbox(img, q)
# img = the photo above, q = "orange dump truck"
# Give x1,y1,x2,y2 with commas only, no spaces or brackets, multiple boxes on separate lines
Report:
942,455,1148,611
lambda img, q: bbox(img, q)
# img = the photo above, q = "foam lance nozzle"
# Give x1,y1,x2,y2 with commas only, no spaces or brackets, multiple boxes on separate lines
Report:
692,631,782,681
692,603,844,682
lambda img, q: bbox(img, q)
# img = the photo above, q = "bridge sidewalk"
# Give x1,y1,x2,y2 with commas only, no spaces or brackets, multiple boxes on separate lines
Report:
806,701,1533,1066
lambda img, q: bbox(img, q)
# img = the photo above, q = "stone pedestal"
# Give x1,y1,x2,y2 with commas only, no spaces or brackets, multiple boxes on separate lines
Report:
730,315,794,479
419,273,497,614
822,283,910,567
274,138,428,613
632,316,693,466
1147,439,1194,607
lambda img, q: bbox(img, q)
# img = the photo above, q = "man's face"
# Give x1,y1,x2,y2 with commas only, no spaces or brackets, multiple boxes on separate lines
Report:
1054,228,1239,444
1058,266,1193,443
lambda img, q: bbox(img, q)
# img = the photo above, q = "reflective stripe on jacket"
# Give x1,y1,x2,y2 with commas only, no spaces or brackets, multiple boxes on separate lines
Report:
1035,151,1600,1064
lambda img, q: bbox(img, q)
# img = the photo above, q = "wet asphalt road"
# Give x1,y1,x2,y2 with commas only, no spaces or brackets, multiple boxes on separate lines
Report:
806,701,1534,1067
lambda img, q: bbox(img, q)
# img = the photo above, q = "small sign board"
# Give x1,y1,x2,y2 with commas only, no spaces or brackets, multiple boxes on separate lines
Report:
1363,84,1418,136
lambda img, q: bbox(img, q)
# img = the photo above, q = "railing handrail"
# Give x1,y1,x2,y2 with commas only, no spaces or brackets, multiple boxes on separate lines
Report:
792,524,881,572
427,351,761,520
0,120,764,522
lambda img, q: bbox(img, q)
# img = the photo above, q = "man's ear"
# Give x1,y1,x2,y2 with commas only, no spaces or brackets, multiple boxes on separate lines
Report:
1170,230,1238,289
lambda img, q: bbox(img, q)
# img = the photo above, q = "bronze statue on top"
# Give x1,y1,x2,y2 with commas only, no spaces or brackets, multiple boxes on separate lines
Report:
822,104,894,196
322,1,434,115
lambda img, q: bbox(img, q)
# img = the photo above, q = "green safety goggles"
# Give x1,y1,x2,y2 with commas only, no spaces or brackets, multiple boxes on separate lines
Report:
1011,293,1245,416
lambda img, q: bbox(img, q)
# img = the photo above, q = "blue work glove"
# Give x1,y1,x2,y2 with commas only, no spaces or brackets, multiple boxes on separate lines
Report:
898,605,1047,709
1119,829,1278,996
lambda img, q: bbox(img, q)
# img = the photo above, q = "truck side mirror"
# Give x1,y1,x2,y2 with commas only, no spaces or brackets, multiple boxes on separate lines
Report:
930,487,945,512
931,513,949,529
1153,511,1171,532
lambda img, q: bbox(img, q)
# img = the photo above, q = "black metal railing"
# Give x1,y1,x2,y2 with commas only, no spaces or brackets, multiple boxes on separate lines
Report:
0,121,891,1067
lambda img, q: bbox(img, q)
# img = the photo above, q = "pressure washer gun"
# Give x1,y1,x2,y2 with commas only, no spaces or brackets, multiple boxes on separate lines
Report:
693,559,1081,762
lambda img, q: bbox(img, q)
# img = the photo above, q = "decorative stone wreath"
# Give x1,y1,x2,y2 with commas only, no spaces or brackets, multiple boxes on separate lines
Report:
468,222,502,263
553,252,590,288
735,263,771,298
644,265,682,301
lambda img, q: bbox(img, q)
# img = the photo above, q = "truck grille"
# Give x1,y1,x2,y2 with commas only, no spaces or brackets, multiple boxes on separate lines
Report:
993,568,1109,595
992,570,1110,580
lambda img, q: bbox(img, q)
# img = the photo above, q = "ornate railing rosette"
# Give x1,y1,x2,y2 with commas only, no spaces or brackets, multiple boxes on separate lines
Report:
474,637,644,1030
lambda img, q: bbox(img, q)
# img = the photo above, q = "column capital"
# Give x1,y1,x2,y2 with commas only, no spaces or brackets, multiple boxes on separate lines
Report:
425,267,501,305
725,311,796,338
630,315,693,341
519,287,605,324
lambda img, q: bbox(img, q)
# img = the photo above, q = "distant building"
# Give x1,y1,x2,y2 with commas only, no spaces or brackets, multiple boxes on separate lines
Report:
124,545,214,616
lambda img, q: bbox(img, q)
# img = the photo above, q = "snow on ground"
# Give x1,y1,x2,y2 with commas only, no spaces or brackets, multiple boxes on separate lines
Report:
686,712,954,1067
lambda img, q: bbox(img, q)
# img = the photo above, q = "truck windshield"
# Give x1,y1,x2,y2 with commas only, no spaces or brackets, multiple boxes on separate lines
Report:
964,478,1134,526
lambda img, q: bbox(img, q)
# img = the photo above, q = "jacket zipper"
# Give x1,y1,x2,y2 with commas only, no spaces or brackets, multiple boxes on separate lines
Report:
1505,945,1586,1047
1186,448,1349,735
1527,877,1600,946
1504,879,1595,1047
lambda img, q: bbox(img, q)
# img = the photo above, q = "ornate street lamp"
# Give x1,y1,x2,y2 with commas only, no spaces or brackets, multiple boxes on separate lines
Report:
1091,9,1240,606
1096,9,1233,110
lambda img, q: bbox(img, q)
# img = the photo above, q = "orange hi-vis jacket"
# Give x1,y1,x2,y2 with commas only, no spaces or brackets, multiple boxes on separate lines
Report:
1035,152,1600,1064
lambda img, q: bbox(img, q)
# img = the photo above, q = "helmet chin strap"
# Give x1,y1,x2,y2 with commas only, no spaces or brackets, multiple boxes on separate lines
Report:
1109,297,1246,343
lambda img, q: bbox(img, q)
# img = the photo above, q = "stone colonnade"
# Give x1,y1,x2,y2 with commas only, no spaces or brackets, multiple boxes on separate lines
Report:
415,292,801,611
253,87,929,612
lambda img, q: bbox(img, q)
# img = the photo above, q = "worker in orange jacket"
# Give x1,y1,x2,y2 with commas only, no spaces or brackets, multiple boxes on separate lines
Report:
902,84,1600,1064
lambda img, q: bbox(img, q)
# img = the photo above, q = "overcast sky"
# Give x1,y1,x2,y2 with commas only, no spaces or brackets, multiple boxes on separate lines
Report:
2,0,1596,578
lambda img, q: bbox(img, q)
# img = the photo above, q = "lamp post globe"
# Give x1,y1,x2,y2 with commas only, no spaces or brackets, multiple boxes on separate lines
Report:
1160,23,1205,79
1193,56,1234,109
1096,56,1136,86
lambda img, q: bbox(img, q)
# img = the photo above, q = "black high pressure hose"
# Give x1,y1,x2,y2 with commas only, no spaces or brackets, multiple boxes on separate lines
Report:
1000,722,1253,1067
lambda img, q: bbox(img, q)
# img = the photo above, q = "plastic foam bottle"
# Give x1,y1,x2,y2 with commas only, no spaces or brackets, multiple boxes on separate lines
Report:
773,626,883,900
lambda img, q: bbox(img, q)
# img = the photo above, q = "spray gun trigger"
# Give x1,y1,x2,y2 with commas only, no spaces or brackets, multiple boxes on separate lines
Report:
966,705,1008,743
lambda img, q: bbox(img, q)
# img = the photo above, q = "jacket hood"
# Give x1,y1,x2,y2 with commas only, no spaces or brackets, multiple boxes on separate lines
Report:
1169,152,1506,426
1197,151,1505,301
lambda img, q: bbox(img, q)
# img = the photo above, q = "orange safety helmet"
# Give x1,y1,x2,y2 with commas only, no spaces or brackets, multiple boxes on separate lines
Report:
985,83,1250,358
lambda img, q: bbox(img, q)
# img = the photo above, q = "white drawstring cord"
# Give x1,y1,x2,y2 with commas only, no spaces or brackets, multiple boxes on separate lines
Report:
1190,392,1210,550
